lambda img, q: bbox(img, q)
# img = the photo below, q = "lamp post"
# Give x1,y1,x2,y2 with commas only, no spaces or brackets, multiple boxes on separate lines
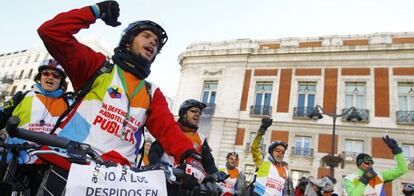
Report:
308,105,363,178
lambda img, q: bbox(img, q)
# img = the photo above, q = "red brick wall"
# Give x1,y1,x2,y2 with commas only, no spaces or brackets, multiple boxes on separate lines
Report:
343,39,369,46
235,128,245,146
393,67,414,75
260,43,280,49
317,167,330,178
392,37,414,44
374,68,390,117
277,69,292,113
295,68,321,76
318,134,338,154
299,41,322,48
270,130,289,143
254,69,278,76
371,137,393,159
323,69,338,114
239,70,252,111
341,68,370,75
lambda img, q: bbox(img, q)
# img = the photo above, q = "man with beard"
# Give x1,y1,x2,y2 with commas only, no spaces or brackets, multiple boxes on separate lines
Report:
218,152,246,195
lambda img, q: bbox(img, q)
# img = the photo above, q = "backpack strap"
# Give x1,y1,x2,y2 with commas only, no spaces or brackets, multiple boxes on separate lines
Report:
49,61,114,135
144,81,152,115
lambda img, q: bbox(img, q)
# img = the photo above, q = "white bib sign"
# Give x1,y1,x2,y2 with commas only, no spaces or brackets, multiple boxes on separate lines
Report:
65,163,167,196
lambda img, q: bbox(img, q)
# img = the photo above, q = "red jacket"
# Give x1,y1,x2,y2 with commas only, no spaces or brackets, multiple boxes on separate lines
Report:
37,6,194,165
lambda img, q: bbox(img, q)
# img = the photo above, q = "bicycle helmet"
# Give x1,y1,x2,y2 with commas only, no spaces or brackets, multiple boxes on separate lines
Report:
268,140,288,155
403,183,414,195
38,59,66,79
356,153,374,166
178,99,207,119
119,20,168,52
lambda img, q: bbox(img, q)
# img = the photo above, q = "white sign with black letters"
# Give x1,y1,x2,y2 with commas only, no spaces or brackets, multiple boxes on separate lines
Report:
65,162,167,196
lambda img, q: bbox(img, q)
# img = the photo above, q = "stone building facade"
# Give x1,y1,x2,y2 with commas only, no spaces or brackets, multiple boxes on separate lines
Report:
175,32,414,195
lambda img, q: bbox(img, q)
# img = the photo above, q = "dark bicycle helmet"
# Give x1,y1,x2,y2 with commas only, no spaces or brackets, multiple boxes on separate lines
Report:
119,20,168,52
268,140,288,155
403,183,414,195
178,99,207,119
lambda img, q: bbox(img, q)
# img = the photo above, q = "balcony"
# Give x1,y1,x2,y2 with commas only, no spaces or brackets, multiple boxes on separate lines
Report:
342,151,360,162
202,103,216,115
293,107,315,119
396,111,414,125
341,108,369,122
249,105,272,117
291,147,314,158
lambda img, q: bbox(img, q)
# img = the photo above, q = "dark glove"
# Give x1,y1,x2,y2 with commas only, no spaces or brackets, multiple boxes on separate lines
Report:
359,167,377,185
382,135,402,154
216,171,230,183
95,1,121,27
181,153,207,189
259,117,273,134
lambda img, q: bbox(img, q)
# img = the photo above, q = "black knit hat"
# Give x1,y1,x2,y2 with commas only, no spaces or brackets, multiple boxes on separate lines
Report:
356,153,374,166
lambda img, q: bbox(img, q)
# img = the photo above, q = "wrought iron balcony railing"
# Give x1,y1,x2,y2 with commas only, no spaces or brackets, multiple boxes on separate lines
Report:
291,147,313,158
249,105,272,117
293,107,315,119
342,151,360,162
341,108,369,122
396,111,414,125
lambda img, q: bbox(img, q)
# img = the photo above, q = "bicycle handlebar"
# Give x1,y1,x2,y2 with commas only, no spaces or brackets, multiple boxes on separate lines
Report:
6,116,70,149
5,116,113,166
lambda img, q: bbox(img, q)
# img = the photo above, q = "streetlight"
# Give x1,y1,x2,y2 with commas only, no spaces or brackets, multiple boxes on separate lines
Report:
308,105,363,178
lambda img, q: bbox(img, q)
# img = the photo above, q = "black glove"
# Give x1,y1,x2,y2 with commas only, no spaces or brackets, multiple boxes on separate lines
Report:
382,135,402,154
259,117,273,134
359,167,377,185
95,1,121,27
215,171,229,183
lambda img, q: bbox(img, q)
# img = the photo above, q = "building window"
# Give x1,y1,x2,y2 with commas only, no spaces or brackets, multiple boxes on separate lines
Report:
402,144,414,168
343,140,364,162
291,170,310,189
344,82,369,121
16,58,22,65
397,83,414,124
10,86,17,95
26,69,33,79
25,55,30,63
294,82,316,118
201,81,217,104
34,54,40,62
250,82,272,116
293,136,313,157
18,70,24,79
9,60,14,67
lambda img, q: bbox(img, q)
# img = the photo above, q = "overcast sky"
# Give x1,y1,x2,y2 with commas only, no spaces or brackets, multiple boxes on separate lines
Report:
0,0,413,97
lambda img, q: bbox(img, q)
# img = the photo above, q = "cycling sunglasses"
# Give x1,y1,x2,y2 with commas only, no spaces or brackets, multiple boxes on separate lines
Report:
226,152,239,159
41,70,62,79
